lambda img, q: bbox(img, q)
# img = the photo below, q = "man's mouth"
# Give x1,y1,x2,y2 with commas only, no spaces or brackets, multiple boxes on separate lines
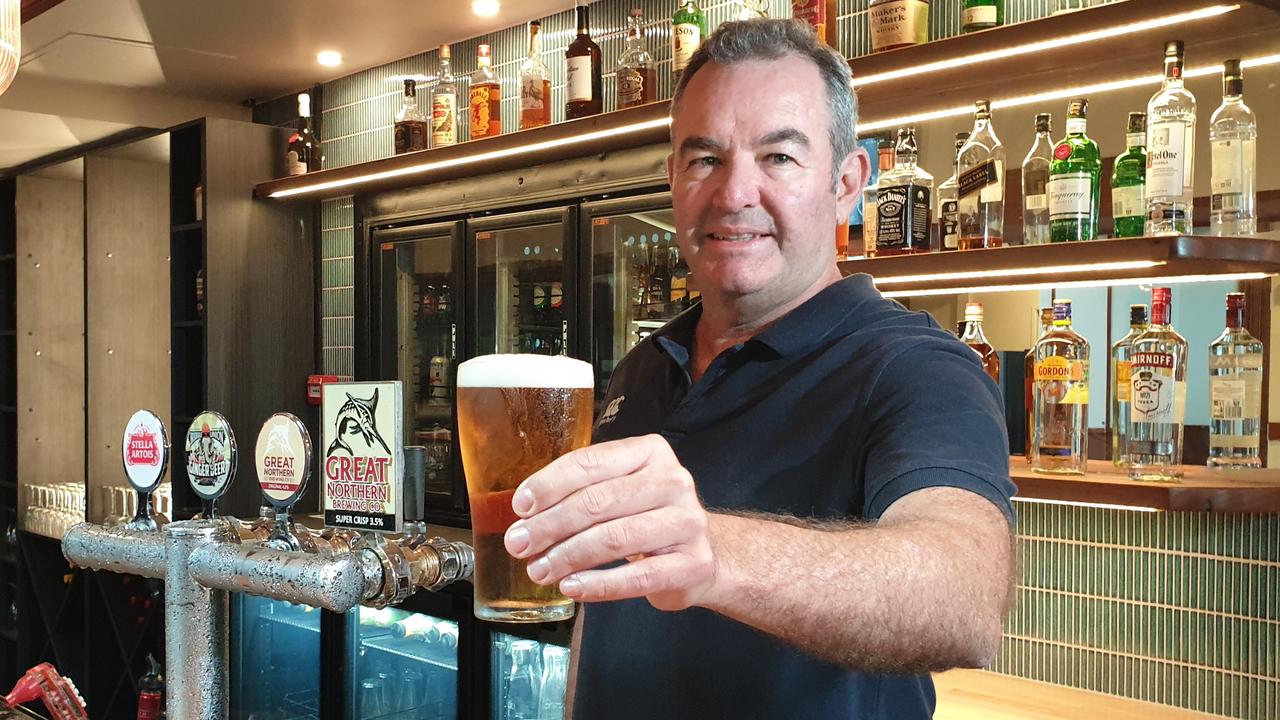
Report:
706,232,770,242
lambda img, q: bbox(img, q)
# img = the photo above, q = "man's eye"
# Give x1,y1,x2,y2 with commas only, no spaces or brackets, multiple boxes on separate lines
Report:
768,154,795,165
690,156,718,168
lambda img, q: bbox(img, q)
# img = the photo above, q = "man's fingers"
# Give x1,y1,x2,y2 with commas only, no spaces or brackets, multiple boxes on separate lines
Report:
558,552,696,602
513,434,667,516
524,508,702,585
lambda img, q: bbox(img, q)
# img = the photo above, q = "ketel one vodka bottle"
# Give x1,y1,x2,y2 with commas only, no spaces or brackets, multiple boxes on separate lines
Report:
1208,292,1264,468
1021,113,1053,245
937,132,968,251
1047,98,1101,242
1111,112,1147,238
875,128,933,256
957,99,1005,249
1209,59,1257,236
1032,299,1089,475
1127,287,1188,481
1110,304,1148,467
1145,41,1196,235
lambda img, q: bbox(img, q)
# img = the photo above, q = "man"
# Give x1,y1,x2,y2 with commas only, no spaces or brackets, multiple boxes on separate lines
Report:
502,18,1016,719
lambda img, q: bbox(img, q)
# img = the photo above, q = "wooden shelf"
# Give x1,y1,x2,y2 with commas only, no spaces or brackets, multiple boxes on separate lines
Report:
839,234,1280,295
171,221,204,233
1010,458,1280,513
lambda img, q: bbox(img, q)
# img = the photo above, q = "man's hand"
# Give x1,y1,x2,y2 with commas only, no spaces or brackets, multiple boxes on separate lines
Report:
502,434,717,611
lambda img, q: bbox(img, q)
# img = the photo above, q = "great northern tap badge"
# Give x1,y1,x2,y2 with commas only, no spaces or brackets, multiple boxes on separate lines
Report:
321,382,403,533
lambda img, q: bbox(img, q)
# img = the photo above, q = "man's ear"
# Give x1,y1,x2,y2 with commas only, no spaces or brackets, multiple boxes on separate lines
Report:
835,146,871,222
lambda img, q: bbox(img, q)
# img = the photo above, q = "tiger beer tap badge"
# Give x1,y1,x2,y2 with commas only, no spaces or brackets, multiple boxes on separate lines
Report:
255,413,312,511
184,411,237,503
122,409,169,493
321,381,404,533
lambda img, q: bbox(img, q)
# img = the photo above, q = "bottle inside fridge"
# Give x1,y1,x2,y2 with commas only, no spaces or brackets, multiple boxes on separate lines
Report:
351,606,459,720
491,632,569,720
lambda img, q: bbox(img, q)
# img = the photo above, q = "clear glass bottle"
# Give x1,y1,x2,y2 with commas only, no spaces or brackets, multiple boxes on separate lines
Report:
1127,287,1188,481
962,0,1003,32
1021,113,1053,245
565,5,603,119
937,132,968,252
862,138,895,258
671,1,708,80
431,45,458,147
1209,59,1257,236
1208,292,1263,468
519,21,552,130
617,9,656,110
875,128,933,256
1048,98,1101,242
394,79,428,154
1145,41,1196,235
1111,112,1147,238
1032,299,1089,475
1025,306,1054,460
961,302,1000,382
957,99,1005,250
469,44,502,139
1110,303,1148,467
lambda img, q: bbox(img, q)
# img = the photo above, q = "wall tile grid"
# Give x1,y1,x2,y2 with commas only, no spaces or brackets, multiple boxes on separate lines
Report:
284,1,1275,717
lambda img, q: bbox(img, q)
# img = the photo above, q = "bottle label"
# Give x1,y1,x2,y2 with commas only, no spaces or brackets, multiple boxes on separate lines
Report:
874,184,930,251
1048,172,1092,220
394,121,427,154
520,76,545,111
1035,356,1088,404
792,0,830,27
1065,118,1086,136
138,691,163,720
1209,378,1250,421
1115,360,1132,402
1146,120,1192,198
1112,184,1145,220
672,23,702,72
567,56,593,103
958,160,1002,203
1130,352,1183,424
1025,193,1047,211
470,85,499,138
964,6,997,25
1210,137,1255,212
870,0,928,50
618,68,644,107
432,94,457,146
286,150,306,176
941,200,958,249
1126,132,1145,149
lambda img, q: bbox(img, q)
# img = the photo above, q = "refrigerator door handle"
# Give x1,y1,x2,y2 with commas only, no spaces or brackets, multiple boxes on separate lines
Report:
561,320,569,356
451,323,457,359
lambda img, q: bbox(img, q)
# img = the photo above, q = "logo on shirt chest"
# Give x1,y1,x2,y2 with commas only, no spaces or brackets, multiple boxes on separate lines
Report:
597,395,625,427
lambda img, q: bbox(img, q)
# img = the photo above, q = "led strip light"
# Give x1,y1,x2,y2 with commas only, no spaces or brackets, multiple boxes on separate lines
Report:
871,259,1165,286
876,272,1270,298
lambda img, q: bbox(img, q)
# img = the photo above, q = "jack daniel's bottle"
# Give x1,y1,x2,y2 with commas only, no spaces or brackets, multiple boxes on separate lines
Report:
875,128,933,256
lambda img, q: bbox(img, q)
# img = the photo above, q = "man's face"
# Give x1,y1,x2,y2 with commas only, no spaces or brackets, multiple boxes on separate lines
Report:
668,55,866,310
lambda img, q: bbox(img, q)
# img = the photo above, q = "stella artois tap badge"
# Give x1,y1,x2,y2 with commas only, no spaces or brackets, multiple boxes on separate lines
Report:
184,411,237,514
320,381,404,533
122,409,169,494
255,413,312,511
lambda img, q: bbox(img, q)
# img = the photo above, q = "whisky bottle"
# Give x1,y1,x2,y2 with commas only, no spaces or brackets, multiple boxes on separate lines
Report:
671,1,708,80
617,9,655,110
1207,292,1263,468
1111,112,1147,238
1127,287,1188,481
519,21,552,130
1024,306,1054,460
1110,304,1147,467
394,79,429,154
869,0,929,53
1145,41,1196,235
1021,113,1052,245
1048,98,1101,242
791,0,839,45
565,5,603,120
960,302,1000,382
469,44,502,139
861,137,895,258
963,0,1003,32
1209,59,1257,236
431,45,458,147
875,128,932,256
1032,299,1089,476
937,132,968,252
286,92,322,176
957,100,1005,249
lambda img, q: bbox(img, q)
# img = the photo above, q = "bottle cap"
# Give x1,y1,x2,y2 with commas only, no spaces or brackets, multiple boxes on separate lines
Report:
1152,286,1172,306
1040,306,1054,324
403,78,416,95
1129,303,1148,325
1052,299,1072,322
1165,40,1184,58
974,99,992,118
954,131,970,147
439,44,451,60
1034,113,1051,132
1226,292,1246,312
1127,112,1146,133
1067,98,1088,118
964,302,983,322
478,44,492,58
297,92,311,117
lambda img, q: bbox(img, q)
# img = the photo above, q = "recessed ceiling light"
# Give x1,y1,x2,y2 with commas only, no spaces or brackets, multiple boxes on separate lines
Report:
472,0,500,17
316,50,343,67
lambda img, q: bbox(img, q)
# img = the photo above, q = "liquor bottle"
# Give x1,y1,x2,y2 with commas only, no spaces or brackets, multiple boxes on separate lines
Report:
736,0,769,20
875,128,933,256
617,9,656,110
963,0,1003,32
1047,98,1101,242
391,614,442,643
566,5,603,120
647,236,672,318
1145,41,1196,235
393,79,429,154
792,0,838,45
1021,113,1053,245
669,244,690,311
1024,306,1054,460
519,21,552,130
1111,112,1147,238
1127,287,1188,481
957,100,1005,250
869,0,929,53
286,92,322,175
136,654,164,720
1208,292,1263,468
1110,304,1148,467
1209,59,1257,236
960,302,1000,382
937,132,968,252
1032,299,1089,475
469,44,502,139
862,138,895,259
431,45,459,147
671,1,708,80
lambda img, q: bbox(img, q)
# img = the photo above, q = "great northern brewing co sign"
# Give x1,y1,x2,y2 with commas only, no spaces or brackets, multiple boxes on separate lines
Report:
321,381,403,533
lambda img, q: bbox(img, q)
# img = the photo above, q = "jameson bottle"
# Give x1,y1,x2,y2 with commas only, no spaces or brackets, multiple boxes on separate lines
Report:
1048,98,1101,242
1208,293,1263,468
671,1,708,79
1209,59,1257,236
565,5,603,119
1128,287,1188,482
1110,304,1148,467
617,9,655,109
469,44,502,139
962,0,1003,32
394,80,428,154
875,128,933,256
1145,41,1196,235
937,132,968,252
431,45,459,147
957,100,1005,249
1021,113,1053,245
1111,112,1147,238
1032,299,1089,476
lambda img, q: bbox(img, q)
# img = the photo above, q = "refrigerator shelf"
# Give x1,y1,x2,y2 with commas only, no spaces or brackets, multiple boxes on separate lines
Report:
263,609,322,634
362,637,460,673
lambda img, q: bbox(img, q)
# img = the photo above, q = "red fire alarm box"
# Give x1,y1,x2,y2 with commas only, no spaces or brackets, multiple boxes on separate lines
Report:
307,374,339,406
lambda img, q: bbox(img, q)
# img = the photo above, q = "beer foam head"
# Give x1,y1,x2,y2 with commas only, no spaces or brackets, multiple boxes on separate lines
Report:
457,354,594,389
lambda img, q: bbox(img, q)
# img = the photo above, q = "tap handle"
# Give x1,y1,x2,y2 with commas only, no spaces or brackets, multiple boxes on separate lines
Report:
182,411,238,518
255,413,312,517
121,410,169,532
402,446,427,524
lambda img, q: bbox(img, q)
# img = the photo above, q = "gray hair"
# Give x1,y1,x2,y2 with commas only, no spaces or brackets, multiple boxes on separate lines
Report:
671,18,859,184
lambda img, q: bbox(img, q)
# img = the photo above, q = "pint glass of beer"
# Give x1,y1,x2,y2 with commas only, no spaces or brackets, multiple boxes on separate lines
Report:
456,354,594,622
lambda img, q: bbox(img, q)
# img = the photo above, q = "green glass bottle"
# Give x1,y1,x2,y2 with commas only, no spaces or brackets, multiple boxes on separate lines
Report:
1111,112,1147,238
962,0,1004,32
1048,98,1101,242
671,1,709,80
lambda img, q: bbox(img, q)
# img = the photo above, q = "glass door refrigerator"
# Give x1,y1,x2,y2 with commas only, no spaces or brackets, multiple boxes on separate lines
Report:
230,594,322,719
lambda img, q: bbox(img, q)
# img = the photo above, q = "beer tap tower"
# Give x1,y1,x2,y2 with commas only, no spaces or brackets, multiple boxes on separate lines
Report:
61,392,474,720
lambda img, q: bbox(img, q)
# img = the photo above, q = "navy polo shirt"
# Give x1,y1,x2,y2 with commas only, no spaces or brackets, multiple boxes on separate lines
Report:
571,273,1016,720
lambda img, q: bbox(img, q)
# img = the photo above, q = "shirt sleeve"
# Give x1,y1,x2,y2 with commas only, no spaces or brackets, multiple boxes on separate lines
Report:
858,338,1017,524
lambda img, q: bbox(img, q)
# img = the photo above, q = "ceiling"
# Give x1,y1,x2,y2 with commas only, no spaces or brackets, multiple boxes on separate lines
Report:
2,0,575,174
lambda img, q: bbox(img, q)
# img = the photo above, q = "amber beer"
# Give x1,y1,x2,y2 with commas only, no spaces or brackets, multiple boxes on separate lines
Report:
457,354,594,622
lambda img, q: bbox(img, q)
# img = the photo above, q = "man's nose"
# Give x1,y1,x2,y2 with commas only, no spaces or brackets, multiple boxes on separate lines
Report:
711,157,762,213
